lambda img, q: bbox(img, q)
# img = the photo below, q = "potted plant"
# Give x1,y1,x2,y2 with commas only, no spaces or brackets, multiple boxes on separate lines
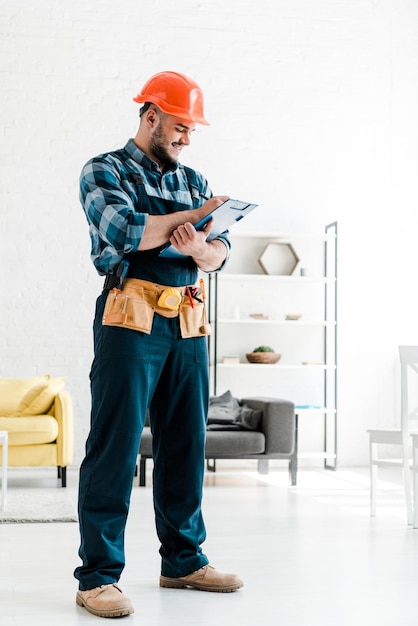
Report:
246,345,281,364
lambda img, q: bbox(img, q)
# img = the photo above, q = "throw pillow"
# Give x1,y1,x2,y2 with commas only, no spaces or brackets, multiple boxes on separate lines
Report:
235,405,262,430
207,391,263,431
0,375,51,416
207,390,241,425
15,376,66,416
206,423,241,431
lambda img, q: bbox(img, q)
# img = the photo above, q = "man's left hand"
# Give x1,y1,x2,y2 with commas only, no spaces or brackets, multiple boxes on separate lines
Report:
169,220,213,257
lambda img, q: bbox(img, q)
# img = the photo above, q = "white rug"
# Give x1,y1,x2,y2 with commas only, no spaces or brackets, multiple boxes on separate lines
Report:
0,487,78,523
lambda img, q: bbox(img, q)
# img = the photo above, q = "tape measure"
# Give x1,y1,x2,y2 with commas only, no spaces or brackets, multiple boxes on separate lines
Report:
157,288,182,311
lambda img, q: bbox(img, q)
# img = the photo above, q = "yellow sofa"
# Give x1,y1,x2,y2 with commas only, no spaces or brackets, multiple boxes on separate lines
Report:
0,376,74,487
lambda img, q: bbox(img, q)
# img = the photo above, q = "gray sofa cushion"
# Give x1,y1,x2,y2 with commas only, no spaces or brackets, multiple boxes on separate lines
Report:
139,391,268,459
139,426,266,457
205,430,265,455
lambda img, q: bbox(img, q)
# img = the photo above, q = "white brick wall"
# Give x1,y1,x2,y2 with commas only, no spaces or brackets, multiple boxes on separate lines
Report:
1,0,418,465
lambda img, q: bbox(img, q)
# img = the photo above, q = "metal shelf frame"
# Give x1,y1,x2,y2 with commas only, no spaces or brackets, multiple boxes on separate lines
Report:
208,223,338,469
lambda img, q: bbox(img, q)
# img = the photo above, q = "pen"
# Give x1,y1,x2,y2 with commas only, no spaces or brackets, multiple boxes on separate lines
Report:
186,286,194,308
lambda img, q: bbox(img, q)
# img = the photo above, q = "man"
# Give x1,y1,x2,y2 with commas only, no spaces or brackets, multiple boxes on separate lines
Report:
74,71,243,618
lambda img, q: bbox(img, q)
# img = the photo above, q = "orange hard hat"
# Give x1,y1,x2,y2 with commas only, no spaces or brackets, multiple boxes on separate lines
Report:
133,71,209,126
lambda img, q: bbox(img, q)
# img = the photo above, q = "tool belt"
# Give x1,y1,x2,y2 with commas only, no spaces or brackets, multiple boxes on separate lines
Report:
102,277,211,338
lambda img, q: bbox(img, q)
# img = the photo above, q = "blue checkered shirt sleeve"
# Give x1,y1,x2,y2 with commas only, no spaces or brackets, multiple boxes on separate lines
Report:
80,156,148,275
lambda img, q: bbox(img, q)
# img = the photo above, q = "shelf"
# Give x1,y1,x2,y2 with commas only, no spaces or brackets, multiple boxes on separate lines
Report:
217,318,335,327
215,363,336,370
295,407,336,415
218,273,332,283
297,452,337,460
229,231,335,242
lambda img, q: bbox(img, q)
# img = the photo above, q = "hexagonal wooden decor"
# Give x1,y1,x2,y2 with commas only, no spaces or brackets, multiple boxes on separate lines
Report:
258,241,300,275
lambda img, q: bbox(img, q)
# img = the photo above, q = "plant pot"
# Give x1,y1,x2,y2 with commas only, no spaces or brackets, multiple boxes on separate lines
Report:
246,352,281,364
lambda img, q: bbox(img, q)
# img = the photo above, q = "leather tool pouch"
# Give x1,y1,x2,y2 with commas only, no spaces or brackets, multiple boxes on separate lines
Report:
102,287,155,334
102,278,211,338
179,299,211,338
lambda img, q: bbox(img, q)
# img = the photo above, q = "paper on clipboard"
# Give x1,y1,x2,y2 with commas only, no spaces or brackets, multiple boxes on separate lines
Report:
159,198,258,258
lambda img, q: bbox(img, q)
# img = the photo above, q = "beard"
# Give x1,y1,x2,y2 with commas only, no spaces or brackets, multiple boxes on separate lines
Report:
149,125,178,168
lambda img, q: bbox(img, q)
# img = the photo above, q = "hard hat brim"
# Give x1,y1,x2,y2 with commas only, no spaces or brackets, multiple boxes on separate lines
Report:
133,93,209,126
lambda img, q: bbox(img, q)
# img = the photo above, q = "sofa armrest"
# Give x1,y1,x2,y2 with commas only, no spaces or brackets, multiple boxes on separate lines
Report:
53,389,74,466
241,397,295,455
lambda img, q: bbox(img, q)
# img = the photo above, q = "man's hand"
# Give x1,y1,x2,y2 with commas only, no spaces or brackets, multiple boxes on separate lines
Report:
138,195,229,252
168,195,228,255
195,195,229,222
169,220,214,257
169,200,229,272
168,195,230,271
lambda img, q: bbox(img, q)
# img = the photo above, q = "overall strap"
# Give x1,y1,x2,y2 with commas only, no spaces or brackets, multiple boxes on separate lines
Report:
131,168,200,208
130,173,153,212
183,166,201,207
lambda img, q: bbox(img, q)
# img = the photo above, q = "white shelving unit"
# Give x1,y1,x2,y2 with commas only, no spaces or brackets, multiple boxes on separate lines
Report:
207,223,338,469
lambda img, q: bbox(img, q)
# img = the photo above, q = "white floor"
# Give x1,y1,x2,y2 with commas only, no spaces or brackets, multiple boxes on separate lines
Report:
1,463,418,626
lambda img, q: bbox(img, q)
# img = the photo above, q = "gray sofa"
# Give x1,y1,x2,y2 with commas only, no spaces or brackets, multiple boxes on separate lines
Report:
138,395,297,487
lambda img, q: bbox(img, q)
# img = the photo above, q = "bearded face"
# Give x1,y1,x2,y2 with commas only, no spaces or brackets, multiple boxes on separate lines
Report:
149,123,179,168
147,110,195,170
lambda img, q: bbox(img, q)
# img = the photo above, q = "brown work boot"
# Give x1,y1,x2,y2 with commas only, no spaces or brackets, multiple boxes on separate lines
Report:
76,583,134,618
160,565,243,593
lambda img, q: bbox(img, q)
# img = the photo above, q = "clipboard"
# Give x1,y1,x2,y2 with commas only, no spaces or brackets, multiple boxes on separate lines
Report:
159,198,258,258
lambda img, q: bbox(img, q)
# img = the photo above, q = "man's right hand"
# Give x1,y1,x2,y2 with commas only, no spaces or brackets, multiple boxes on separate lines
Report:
138,195,229,251
193,195,229,224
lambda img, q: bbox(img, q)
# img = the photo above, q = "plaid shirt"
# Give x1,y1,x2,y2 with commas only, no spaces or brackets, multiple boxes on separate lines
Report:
80,138,229,276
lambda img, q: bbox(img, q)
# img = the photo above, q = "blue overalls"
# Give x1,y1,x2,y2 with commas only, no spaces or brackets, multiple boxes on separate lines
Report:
75,168,212,590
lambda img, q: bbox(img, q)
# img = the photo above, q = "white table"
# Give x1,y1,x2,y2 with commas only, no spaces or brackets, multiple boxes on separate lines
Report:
0,430,8,512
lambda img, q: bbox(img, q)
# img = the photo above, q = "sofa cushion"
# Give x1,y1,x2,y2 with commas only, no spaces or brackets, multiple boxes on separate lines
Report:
205,430,265,456
139,426,265,457
15,376,66,416
0,415,59,446
0,376,50,416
